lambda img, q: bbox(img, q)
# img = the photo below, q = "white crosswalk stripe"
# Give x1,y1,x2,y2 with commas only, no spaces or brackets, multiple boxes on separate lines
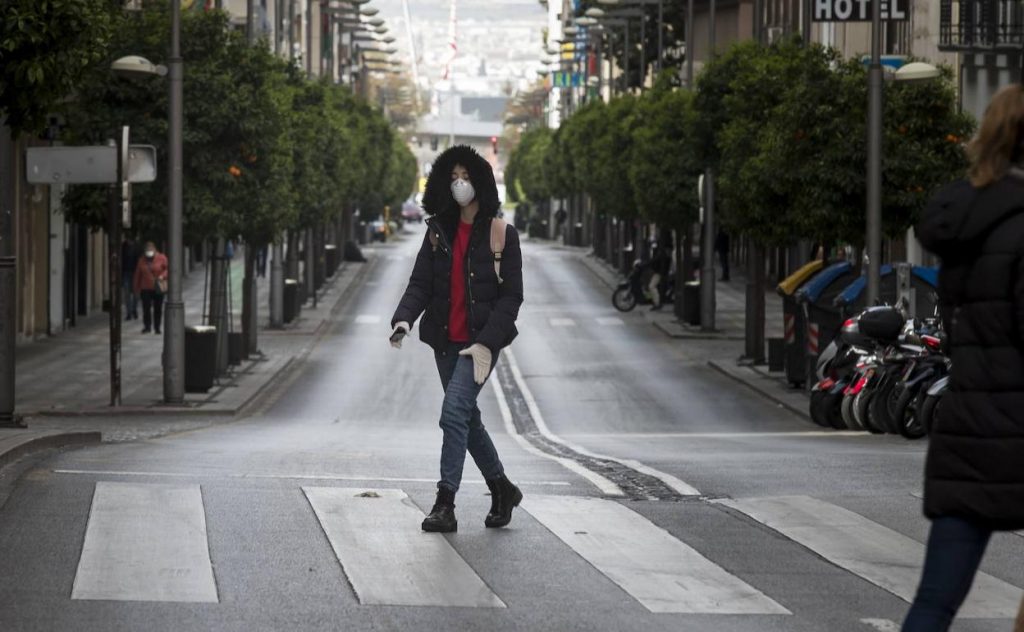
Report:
354,314,381,324
524,495,790,614
718,495,1024,618
550,317,576,327
303,487,505,608
64,479,1024,620
596,317,624,326
72,482,218,603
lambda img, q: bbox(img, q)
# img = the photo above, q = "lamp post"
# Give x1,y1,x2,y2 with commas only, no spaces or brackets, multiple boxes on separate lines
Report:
865,61,941,303
599,0,663,80
165,0,186,403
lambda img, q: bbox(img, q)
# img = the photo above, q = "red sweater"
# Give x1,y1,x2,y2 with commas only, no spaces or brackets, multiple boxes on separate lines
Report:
448,221,473,342
133,253,168,294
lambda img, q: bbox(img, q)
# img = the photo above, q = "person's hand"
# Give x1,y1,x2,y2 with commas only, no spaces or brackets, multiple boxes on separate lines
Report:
390,321,410,349
458,344,493,384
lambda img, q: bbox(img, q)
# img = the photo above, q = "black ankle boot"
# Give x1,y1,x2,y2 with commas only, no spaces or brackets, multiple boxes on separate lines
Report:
421,487,457,533
484,475,522,528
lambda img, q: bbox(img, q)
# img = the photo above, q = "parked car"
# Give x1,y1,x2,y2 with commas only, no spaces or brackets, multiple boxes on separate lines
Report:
401,199,423,223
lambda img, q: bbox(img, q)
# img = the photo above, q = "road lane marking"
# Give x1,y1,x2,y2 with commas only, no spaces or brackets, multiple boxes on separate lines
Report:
354,314,381,324
860,619,900,631
303,487,505,608
596,317,624,326
562,431,867,439
717,495,1024,618
52,469,570,486
504,349,700,497
490,375,624,496
72,482,218,603
549,318,576,327
524,495,790,615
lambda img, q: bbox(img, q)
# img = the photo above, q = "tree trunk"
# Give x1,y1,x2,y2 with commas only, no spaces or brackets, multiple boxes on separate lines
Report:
744,242,766,363
242,244,258,356
209,238,229,375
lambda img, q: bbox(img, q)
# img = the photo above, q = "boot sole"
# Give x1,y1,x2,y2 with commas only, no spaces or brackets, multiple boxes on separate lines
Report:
421,522,457,533
485,488,523,528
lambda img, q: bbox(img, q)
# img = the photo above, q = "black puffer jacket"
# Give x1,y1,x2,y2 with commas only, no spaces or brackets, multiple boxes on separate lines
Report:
916,173,1024,530
391,145,523,354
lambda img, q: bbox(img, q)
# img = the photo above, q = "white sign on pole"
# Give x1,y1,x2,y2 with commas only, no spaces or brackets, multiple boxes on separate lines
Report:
26,145,157,185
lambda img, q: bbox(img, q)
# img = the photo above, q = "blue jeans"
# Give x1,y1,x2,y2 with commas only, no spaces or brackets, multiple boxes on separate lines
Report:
122,271,138,318
903,516,993,631
434,341,504,493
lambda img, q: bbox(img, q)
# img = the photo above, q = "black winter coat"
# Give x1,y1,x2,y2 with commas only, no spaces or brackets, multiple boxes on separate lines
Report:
391,144,524,354
916,173,1024,530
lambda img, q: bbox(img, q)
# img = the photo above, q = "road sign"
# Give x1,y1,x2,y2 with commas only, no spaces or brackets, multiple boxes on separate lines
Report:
25,145,157,185
812,0,908,22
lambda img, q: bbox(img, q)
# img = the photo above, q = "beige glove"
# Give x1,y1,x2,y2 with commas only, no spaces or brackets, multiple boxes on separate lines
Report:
458,343,493,385
390,321,410,349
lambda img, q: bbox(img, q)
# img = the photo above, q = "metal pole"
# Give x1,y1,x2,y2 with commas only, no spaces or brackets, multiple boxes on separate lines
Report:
164,0,185,404
866,0,883,305
248,0,257,44
270,240,283,327
306,0,313,76
709,0,716,56
0,123,18,426
624,19,631,92
657,0,663,73
108,133,124,407
701,168,717,331
686,0,694,87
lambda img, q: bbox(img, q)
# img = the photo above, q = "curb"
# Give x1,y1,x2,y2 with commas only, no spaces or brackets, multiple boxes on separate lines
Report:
707,359,809,420
0,431,102,472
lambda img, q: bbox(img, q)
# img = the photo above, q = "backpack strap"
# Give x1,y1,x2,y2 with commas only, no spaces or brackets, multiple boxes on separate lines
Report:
490,217,508,284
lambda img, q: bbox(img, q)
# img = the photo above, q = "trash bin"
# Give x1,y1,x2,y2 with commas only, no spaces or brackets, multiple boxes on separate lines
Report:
228,331,244,365
284,278,299,324
682,281,701,326
776,259,825,387
325,244,337,278
833,264,939,320
185,325,217,393
795,261,858,387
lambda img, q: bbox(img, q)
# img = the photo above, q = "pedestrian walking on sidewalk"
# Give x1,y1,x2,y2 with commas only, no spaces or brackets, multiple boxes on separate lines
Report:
715,229,731,282
647,241,671,311
904,84,1024,632
121,238,140,321
133,241,168,335
389,144,524,534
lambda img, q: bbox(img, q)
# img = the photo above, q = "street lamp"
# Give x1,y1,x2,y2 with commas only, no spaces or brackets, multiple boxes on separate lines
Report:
599,0,663,73
111,55,168,79
865,60,940,303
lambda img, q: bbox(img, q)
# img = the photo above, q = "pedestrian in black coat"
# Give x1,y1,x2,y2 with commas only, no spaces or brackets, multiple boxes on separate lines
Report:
389,144,524,533
903,84,1024,632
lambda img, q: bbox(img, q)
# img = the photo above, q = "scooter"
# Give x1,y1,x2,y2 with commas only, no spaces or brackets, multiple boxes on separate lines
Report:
612,260,675,312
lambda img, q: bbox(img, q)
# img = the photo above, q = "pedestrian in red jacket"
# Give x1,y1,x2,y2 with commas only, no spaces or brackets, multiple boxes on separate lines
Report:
133,241,168,334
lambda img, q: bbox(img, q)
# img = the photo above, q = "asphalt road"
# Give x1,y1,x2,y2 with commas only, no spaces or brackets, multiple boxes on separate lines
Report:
1,225,1021,632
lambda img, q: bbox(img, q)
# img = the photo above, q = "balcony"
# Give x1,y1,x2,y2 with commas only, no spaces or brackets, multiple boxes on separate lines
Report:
939,0,1024,51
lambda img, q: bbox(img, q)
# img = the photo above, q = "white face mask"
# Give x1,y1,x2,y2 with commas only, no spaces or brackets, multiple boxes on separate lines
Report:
451,178,475,207
145,250,155,258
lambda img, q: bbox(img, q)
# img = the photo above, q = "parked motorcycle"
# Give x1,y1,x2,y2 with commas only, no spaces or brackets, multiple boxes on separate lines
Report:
612,260,675,312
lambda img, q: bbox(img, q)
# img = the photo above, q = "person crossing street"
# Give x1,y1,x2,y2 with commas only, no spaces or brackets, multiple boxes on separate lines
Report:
389,145,525,533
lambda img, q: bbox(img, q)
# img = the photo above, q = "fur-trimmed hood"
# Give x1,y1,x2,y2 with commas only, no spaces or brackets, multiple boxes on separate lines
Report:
422,145,501,218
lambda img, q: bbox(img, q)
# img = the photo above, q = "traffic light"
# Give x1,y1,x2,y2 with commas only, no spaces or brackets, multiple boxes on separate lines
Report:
431,136,438,151
490,136,498,156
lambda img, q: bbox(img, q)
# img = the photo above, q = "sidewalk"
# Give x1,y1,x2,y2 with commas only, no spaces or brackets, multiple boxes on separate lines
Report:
5,240,367,424
564,242,810,421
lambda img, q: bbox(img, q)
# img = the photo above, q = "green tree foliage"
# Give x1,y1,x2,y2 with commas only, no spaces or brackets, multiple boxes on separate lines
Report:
0,0,122,134
506,126,554,204
628,74,701,229
58,6,414,245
